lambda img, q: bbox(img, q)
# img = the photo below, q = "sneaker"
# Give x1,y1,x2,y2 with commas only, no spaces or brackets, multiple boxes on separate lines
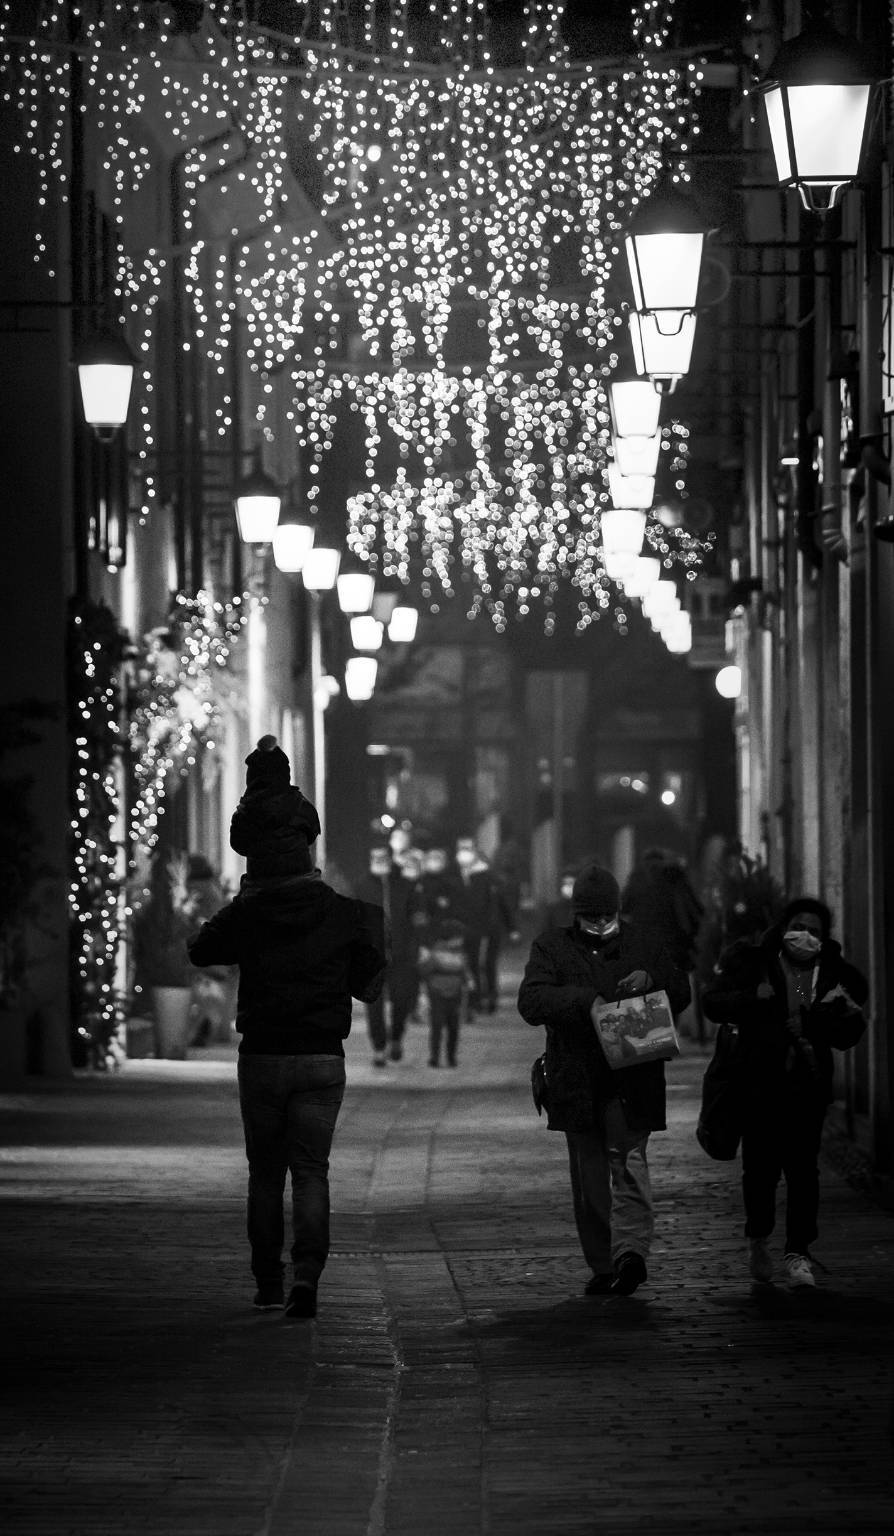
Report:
372,1051,387,1069
783,1252,816,1289
284,1282,317,1319
253,1280,284,1311
584,1272,614,1296
749,1238,773,1285
610,1252,648,1296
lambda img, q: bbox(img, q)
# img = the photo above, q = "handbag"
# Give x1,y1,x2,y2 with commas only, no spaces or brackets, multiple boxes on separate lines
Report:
531,1052,548,1116
696,1022,744,1161
591,989,680,1069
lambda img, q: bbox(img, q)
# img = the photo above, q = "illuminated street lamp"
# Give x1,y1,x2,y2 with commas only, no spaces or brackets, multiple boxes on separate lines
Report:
715,664,743,700
613,433,661,478
625,188,706,316
234,447,281,545
345,656,378,701
601,508,647,559
75,330,136,442
607,465,655,511
608,379,662,438
388,604,419,643
623,555,661,598
628,309,697,395
301,545,341,591
757,16,875,213
350,615,384,651
336,558,376,615
272,499,315,573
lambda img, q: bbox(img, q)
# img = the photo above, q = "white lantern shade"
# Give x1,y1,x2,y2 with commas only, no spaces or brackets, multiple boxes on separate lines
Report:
608,379,661,439
603,550,637,583
302,546,341,591
607,465,655,511
715,664,742,700
629,310,697,392
350,615,384,651
601,508,647,558
337,570,376,614
272,521,314,573
642,579,679,619
625,230,704,314
345,656,378,701
235,492,280,545
613,433,661,478
763,82,871,210
623,555,661,598
388,605,419,643
78,362,134,436
663,611,692,654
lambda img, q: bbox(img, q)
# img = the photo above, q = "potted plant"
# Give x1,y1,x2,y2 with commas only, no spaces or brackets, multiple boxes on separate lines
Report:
131,853,197,1060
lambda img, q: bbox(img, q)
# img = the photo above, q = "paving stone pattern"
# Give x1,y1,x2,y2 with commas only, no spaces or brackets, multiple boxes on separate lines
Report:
2,977,893,1536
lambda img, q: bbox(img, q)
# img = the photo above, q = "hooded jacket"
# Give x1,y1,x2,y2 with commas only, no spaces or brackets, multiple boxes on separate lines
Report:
187,876,386,1055
701,925,867,1104
517,919,690,1134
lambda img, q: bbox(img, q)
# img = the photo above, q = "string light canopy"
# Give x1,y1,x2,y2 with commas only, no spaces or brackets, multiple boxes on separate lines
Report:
0,1,713,631
757,12,876,213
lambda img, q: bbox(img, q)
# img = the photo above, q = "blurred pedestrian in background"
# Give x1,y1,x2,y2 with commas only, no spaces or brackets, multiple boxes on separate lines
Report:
518,864,689,1299
702,895,867,1290
188,735,386,1320
622,847,703,973
358,844,424,1066
541,867,578,931
418,916,474,1068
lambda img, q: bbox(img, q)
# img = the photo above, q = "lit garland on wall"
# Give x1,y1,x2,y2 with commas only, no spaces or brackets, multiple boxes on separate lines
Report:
67,599,126,1067
127,589,256,854
1,1,709,628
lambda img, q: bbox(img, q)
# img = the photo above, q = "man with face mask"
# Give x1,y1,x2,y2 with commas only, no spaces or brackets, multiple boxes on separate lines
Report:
518,863,690,1298
703,896,867,1289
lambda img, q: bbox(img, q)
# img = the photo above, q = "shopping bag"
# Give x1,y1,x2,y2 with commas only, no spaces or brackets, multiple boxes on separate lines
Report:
591,989,680,1070
695,1022,744,1161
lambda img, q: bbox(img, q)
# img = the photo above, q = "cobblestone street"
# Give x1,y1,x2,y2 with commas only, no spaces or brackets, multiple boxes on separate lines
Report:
2,981,894,1536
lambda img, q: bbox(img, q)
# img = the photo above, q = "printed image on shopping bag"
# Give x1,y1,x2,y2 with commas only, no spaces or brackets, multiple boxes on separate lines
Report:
591,990,680,1070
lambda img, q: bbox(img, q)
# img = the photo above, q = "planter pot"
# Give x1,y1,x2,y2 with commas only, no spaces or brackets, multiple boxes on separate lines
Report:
152,986,193,1060
0,1006,27,1087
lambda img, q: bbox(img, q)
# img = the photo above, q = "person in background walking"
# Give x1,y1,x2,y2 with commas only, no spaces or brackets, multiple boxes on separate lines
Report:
518,863,689,1298
418,917,474,1067
542,867,578,931
358,844,423,1066
702,896,867,1290
622,847,704,974
454,836,510,1013
187,736,386,1320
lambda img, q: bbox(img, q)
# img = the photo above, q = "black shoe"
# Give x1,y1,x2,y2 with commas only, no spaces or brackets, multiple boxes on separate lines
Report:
446,1057,457,1067
428,1057,440,1068
610,1252,647,1296
253,1280,284,1311
584,1272,614,1296
284,1283,317,1319
389,1041,404,1062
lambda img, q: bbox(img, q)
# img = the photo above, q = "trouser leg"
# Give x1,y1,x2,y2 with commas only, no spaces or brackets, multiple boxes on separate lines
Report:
445,1000,460,1064
285,1061,346,1288
741,1115,783,1240
237,1056,288,1283
565,1129,612,1273
366,990,388,1054
603,1098,653,1264
781,1101,825,1253
429,994,444,1063
389,963,418,1045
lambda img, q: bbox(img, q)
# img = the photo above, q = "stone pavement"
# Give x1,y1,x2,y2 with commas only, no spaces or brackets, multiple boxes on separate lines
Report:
2,977,894,1536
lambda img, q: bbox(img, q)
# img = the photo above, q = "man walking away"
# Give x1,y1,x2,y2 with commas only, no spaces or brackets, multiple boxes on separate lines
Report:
188,736,386,1320
518,863,689,1298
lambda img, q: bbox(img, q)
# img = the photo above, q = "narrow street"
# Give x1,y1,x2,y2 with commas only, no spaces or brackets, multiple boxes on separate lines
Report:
2,966,893,1536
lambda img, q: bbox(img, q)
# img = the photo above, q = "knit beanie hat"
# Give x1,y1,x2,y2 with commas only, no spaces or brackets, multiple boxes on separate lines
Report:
781,896,831,941
571,864,620,918
244,733,291,788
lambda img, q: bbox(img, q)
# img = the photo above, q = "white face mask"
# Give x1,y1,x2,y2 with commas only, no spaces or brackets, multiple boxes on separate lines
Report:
578,915,620,944
560,881,575,901
783,929,822,961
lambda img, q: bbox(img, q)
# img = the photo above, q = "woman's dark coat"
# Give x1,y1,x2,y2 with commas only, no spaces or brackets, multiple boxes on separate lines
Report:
517,921,690,1134
701,926,867,1105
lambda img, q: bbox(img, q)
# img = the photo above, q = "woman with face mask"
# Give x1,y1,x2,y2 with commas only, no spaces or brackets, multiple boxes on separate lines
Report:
702,896,868,1290
518,863,691,1299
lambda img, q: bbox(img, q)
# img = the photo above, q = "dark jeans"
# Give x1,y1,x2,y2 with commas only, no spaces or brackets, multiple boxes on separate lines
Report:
366,962,419,1053
741,1095,826,1254
428,992,461,1065
480,932,501,1011
237,1053,346,1288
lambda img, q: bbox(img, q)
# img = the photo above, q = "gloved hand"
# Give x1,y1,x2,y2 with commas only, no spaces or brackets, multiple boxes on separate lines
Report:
616,970,651,997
